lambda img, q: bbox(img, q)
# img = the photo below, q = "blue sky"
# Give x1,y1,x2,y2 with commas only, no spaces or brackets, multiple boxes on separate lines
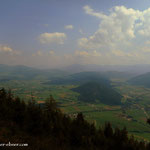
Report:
1,0,150,68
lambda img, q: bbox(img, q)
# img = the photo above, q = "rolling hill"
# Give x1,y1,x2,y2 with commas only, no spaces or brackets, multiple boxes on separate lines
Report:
72,81,122,105
128,72,150,88
0,64,68,81
46,71,111,86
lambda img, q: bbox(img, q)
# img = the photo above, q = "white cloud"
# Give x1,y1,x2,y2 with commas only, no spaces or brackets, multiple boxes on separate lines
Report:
83,5,107,19
0,45,13,52
65,25,74,30
76,5,150,65
0,45,23,66
111,50,126,57
80,5,142,51
39,32,67,44
0,45,21,55
75,50,101,57
137,8,150,37
32,50,55,57
111,49,141,58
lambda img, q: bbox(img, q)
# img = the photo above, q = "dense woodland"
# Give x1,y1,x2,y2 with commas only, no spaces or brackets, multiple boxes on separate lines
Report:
72,81,122,105
0,89,150,150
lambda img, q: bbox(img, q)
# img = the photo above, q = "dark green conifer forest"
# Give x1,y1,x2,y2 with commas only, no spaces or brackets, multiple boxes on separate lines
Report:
0,88,150,150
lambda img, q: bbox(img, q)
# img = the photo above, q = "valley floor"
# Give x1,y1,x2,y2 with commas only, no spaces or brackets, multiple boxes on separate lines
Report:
0,79,150,141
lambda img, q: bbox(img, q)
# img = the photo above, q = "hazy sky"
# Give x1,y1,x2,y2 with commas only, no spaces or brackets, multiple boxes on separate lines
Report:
1,0,150,68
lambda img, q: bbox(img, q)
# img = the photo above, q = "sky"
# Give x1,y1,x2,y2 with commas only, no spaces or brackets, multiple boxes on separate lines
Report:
1,0,150,68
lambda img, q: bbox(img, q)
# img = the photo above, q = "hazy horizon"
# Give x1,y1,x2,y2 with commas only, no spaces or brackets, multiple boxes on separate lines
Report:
1,0,150,68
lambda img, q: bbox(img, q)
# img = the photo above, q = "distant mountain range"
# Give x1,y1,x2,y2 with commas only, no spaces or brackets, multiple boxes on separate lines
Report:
0,64,68,81
47,72,111,86
1,63,150,82
61,64,150,75
3,64,150,105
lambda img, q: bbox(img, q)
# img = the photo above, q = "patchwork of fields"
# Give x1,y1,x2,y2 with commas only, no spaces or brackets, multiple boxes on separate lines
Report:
0,78,150,141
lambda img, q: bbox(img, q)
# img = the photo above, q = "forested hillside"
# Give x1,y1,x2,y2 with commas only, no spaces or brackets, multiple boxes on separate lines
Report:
128,72,150,88
0,89,149,150
46,71,111,86
72,82,122,105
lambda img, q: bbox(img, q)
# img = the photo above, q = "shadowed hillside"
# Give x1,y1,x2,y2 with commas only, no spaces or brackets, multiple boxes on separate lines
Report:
72,82,122,105
128,72,150,88
46,72,111,86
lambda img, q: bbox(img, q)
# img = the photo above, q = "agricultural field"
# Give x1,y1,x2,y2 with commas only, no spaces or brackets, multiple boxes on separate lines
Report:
0,78,150,141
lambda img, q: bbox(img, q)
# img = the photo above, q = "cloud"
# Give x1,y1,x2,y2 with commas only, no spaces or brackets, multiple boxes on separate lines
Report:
75,50,101,57
80,5,142,51
39,32,67,44
111,49,141,58
75,50,90,57
4,6,150,68
111,50,127,57
0,45,13,52
76,5,150,65
83,5,107,19
0,45,21,55
32,50,55,57
0,44,23,66
137,8,150,37
65,25,74,30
